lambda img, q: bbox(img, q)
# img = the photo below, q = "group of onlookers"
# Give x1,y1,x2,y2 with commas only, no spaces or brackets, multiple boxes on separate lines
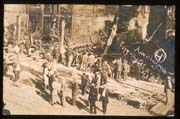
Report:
42,58,112,114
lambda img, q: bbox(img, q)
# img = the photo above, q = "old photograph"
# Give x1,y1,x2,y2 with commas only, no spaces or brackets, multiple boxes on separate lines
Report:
3,4,175,116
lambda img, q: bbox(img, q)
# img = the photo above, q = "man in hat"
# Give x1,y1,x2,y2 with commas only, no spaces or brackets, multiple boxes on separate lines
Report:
80,73,88,95
99,85,109,114
72,77,79,106
91,72,99,87
93,59,101,73
88,83,98,114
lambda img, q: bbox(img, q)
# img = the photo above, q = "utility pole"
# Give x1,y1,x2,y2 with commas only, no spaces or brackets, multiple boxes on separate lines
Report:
90,5,95,45
57,4,60,36
16,15,21,45
41,5,44,34
71,5,74,45
26,5,29,32
58,5,65,55
58,5,61,55
15,15,21,63
60,19,65,54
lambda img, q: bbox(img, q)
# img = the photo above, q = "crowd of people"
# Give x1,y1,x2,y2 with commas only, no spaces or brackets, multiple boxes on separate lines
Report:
3,25,173,115
4,22,164,86
3,30,153,88
39,49,136,114
41,58,112,114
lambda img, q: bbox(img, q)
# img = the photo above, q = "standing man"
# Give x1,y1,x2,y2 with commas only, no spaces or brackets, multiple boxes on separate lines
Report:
116,58,123,82
100,61,110,85
88,84,98,114
81,52,88,71
72,77,79,106
51,73,60,105
65,48,73,67
52,45,58,63
13,62,21,83
19,38,26,54
80,73,88,95
113,59,118,82
100,85,109,114
77,52,83,70
164,76,174,104
101,71,108,85
43,63,49,93
59,76,67,106
87,52,95,72
68,48,73,67
162,75,174,115
48,67,55,97
71,50,78,67
91,72,99,87
25,39,30,55
65,48,70,67
123,60,130,80
93,59,101,73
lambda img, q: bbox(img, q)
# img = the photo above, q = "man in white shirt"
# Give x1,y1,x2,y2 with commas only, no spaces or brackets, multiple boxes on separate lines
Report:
100,85,109,114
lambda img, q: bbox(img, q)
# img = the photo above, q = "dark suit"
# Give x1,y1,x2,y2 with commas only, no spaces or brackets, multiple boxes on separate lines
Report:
80,74,88,95
88,86,98,114
13,63,21,82
100,88,109,114
100,72,107,85
72,81,79,105
91,74,98,86
48,74,54,97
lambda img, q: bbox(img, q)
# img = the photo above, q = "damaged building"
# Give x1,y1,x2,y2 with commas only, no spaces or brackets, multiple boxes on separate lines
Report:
3,4,175,116
4,5,175,46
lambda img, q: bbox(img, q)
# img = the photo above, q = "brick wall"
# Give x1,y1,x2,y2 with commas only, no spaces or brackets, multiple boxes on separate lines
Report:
71,5,116,45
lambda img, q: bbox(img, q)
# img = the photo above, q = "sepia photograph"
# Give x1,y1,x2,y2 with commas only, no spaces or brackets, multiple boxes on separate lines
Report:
3,4,175,116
